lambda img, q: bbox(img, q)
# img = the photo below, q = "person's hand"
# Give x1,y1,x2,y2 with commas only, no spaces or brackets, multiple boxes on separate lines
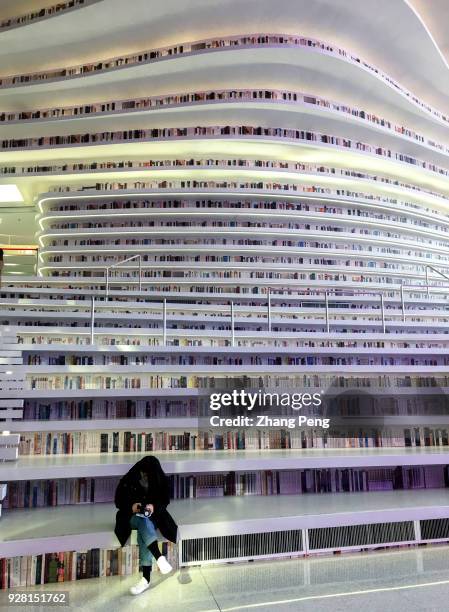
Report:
132,502,141,513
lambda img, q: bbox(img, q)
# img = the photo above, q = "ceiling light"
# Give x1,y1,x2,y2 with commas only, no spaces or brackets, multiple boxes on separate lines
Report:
0,185,24,203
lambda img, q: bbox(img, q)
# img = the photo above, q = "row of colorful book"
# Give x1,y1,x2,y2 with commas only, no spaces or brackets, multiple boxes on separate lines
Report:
23,398,198,420
3,466,449,508
0,543,177,589
21,396,449,421
17,427,449,455
24,374,449,391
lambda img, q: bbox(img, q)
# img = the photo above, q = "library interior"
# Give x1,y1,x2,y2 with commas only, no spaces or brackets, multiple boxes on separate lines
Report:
2,0,449,610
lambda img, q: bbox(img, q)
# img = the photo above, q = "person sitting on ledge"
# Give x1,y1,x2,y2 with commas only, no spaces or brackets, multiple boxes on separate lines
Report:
114,455,178,595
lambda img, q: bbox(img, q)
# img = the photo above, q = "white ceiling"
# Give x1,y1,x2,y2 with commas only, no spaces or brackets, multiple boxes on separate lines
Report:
408,0,449,64
2,0,449,247
1,0,449,116
0,0,58,20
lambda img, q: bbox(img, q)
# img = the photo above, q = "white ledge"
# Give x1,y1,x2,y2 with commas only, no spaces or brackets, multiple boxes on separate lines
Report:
1,489,449,556
1,447,449,481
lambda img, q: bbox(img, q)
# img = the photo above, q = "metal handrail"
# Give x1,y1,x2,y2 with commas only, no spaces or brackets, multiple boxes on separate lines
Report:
63,290,423,347
90,295,95,345
230,301,235,347
323,290,387,333
105,255,141,297
267,287,272,333
163,298,167,346
14,286,449,346
425,265,449,298
8,273,449,297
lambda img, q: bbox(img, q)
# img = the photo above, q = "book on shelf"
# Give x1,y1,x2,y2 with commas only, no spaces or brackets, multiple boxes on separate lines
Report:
16,426,449,456
18,430,197,455
23,398,198,420
3,466,448,509
0,543,177,589
26,373,449,391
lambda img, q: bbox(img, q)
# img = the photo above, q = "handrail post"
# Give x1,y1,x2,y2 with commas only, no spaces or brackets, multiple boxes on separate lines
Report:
400,284,406,323
267,287,272,333
104,254,142,297
231,301,235,347
138,255,142,292
424,265,449,300
90,295,95,345
163,298,167,346
325,291,329,333
380,293,386,333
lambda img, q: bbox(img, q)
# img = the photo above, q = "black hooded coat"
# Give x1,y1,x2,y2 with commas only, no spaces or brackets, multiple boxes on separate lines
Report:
114,456,178,546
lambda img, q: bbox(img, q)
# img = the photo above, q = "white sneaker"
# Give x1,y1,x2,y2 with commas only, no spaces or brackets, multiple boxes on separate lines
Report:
130,577,150,595
156,556,172,574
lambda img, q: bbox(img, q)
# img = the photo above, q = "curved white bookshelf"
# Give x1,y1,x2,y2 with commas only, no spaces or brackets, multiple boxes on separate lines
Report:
0,32,448,141
2,447,449,480
3,89,449,169
7,415,449,433
5,274,449,297
2,490,449,557
4,130,449,197
3,2,449,580
31,189,449,236
6,164,449,216
0,0,100,32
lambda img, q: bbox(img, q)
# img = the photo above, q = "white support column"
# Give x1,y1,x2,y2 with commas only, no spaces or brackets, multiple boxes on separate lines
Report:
302,528,310,556
138,256,142,292
267,288,272,333
303,549,311,585
414,519,422,543
380,293,386,333
325,292,330,333
401,284,406,323
426,266,430,298
231,301,235,347
90,295,95,345
105,268,110,299
163,299,167,346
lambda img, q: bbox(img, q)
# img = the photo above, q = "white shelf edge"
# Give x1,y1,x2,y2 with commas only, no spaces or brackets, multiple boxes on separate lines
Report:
2,448,449,480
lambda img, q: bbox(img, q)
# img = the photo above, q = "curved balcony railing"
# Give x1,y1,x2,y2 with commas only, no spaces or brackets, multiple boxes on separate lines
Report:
6,278,449,345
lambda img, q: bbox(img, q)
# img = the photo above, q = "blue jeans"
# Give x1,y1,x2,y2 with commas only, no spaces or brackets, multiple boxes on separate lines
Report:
130,514,158,566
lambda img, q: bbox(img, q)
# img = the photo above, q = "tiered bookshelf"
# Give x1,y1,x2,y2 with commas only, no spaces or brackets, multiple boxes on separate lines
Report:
3,4,449,592
3,298,449,587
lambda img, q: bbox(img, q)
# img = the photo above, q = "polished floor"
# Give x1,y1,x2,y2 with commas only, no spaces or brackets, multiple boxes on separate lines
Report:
3,546,449,611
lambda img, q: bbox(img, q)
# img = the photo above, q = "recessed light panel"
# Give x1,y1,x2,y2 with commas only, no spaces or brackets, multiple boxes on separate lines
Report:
0,185,24,203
